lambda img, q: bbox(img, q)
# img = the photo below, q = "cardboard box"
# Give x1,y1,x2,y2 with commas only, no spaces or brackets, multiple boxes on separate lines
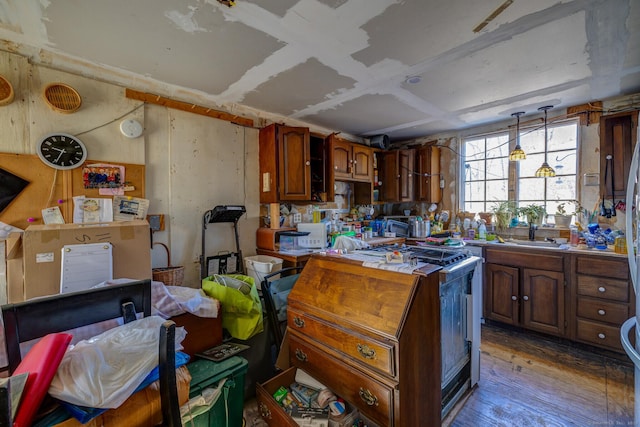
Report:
7,220,151,302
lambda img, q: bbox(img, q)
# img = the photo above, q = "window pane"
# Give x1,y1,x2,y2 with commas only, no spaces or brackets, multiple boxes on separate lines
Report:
486,179,508,201
486,135,509,159
550,150,577,175
548,176,576,200
519,128,544,154
519,153,545,177
465,181,485,201
465,202,485,213
465,139,485,161
465,160,485,180
548,123,577,151
518,177,545,200
486,157,509,179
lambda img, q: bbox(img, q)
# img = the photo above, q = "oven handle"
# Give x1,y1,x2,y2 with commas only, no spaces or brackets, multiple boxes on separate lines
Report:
465,294,473,342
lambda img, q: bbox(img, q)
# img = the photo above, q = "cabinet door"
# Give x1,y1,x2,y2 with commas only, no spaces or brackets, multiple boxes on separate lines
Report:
352,144,373,182
522,268,565,336
331,137,352,181
278,126,311,201
417,146,441,202
379,151,399,202
398,149,415,202
599,111,638,200
484,263,519,325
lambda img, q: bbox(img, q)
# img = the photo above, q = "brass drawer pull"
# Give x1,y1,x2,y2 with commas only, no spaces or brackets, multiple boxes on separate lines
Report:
293,316,305,328
598,309,606,316
357,343,377,360
359,387,379,406
295,348,308,362
258,401,271,419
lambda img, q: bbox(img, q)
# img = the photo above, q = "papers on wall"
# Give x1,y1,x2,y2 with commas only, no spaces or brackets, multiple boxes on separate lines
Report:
72,196,114,223
42,206,65,224
60,243,113,294
113,195,149,221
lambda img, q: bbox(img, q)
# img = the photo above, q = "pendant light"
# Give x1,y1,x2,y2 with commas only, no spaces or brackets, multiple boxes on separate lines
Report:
535,105,556,177
509,111,526,161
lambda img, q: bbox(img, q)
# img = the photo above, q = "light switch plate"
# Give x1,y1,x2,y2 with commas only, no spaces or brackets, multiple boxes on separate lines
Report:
583,173,599,186
293,213,302,223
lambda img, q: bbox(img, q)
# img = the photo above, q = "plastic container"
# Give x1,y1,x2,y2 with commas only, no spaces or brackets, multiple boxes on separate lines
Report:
244,255,283,289
185,356,249,427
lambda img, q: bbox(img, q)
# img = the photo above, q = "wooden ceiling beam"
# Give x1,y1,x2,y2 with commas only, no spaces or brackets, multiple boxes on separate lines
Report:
125,88,254,127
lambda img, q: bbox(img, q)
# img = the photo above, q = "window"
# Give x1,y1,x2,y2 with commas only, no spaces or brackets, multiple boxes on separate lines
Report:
463,132,510,213
462,120,578,218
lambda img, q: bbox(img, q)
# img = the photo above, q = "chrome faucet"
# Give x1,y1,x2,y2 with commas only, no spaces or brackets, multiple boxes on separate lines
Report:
528,223,537,241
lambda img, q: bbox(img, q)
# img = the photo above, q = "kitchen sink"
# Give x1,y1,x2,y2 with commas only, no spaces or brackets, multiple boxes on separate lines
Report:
504,239,560,248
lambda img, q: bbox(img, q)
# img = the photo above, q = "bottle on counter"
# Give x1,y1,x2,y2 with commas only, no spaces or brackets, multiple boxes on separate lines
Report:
478,220,487,240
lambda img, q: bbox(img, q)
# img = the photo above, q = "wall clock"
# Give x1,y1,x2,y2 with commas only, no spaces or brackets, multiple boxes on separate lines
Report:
37,133,87,170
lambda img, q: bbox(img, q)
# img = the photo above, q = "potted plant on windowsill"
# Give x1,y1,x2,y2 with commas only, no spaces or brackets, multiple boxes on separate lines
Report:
518,204,546,226
554,203,572,228
490,201,517,232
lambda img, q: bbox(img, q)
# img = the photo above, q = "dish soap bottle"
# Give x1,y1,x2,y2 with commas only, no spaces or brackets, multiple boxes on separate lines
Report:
478,220,487,240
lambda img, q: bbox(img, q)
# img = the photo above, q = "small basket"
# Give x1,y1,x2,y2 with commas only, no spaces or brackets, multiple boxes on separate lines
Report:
152,242,185,286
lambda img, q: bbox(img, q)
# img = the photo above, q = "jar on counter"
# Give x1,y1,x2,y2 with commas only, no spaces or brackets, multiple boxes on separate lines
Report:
615,235,628,254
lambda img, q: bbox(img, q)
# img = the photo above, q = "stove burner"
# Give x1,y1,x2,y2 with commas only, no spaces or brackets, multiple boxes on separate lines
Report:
363,244,471,267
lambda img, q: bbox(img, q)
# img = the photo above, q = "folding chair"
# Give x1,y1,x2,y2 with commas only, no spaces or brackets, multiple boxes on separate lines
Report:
260,266,303,353
1,280,181,427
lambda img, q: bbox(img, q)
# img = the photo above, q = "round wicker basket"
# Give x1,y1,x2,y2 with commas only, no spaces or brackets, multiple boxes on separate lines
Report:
43,82,82,113
0,75,15,106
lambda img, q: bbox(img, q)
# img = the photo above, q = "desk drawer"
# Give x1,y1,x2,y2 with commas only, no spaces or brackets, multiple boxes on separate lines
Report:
577,297,628,325
288,307,396,378
576,318,623,351
577,275,629,302
289,332,395,427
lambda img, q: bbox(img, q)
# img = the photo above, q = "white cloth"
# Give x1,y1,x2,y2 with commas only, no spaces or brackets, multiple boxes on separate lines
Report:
49,315,186,409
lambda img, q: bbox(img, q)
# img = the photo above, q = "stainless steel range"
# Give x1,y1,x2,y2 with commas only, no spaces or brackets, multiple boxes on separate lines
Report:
356,244,481,418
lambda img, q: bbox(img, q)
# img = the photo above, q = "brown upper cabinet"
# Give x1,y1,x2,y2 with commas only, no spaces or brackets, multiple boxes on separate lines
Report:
379,149,415,202
416,145,441,203
259,124,330,203
599,111,638,200
328,134,374,183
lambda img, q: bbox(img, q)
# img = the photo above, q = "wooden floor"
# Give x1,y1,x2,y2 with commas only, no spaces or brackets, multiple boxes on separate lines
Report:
245,322,635,426
445,322,635,427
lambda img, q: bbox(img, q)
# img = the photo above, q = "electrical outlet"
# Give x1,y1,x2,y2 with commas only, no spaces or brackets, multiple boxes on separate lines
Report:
440,178,445,189
293,213,302,223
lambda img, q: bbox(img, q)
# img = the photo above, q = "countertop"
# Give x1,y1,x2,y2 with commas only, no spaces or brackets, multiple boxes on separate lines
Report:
463,239,630,258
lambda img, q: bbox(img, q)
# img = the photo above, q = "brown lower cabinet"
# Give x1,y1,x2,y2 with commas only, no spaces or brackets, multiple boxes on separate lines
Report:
483,246,634,353
257,255,442,426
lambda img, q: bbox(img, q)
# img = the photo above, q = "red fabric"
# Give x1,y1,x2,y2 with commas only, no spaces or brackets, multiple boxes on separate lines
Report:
12,333,72,427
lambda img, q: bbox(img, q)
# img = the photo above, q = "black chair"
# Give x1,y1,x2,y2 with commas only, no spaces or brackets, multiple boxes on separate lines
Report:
261,266,303,353
1,279,181,427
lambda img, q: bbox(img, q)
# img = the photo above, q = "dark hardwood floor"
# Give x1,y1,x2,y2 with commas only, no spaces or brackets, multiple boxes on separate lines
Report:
445,322,635,427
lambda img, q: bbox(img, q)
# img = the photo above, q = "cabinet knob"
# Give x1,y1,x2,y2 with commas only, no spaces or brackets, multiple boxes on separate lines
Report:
511,295,517,301
358,387,379,407
353,160,357,164
295,348,308,362
334,165,338,170
522,295,529,301
598,333,606,340
305,161,310,166
598,286,606,293
258,402,272,420
293,316,305,328
598,309,606,316
357,343,377,360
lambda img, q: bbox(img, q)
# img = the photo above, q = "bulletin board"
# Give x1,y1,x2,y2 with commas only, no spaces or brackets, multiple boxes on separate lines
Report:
0,153,145,230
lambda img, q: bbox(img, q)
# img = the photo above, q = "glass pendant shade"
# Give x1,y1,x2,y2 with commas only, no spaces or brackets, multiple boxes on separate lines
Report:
536,106,555,177
509,111,526,161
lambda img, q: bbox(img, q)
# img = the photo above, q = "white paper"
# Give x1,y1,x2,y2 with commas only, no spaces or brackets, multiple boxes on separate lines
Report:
60,243,113,293
113,195,149,221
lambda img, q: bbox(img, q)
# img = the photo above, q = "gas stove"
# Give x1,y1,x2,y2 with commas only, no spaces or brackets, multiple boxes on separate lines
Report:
360,244,472,267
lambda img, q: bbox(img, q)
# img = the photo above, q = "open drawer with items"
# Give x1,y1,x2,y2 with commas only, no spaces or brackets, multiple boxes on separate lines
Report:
256,365,378,427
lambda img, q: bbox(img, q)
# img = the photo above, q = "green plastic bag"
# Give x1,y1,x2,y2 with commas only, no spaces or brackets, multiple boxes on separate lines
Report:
202,274,264,340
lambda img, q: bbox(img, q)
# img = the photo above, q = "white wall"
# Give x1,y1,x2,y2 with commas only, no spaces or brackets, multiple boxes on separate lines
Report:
0,50,260,291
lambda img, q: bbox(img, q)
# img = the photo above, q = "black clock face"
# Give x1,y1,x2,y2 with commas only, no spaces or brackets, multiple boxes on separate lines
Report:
37,133,87,170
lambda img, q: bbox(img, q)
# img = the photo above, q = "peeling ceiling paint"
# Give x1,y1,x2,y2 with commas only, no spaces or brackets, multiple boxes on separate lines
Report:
0,0,638,142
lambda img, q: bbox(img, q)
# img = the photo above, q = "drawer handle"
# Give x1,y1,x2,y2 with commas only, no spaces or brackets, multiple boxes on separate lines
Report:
357,343,377,360
598,309,606,316
522,295,529,301
598,333,606,340
258,401,271,419
598,286,606,293
295,348,308,362
511,295,517,301
359,387,379,407
293,316,305,328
